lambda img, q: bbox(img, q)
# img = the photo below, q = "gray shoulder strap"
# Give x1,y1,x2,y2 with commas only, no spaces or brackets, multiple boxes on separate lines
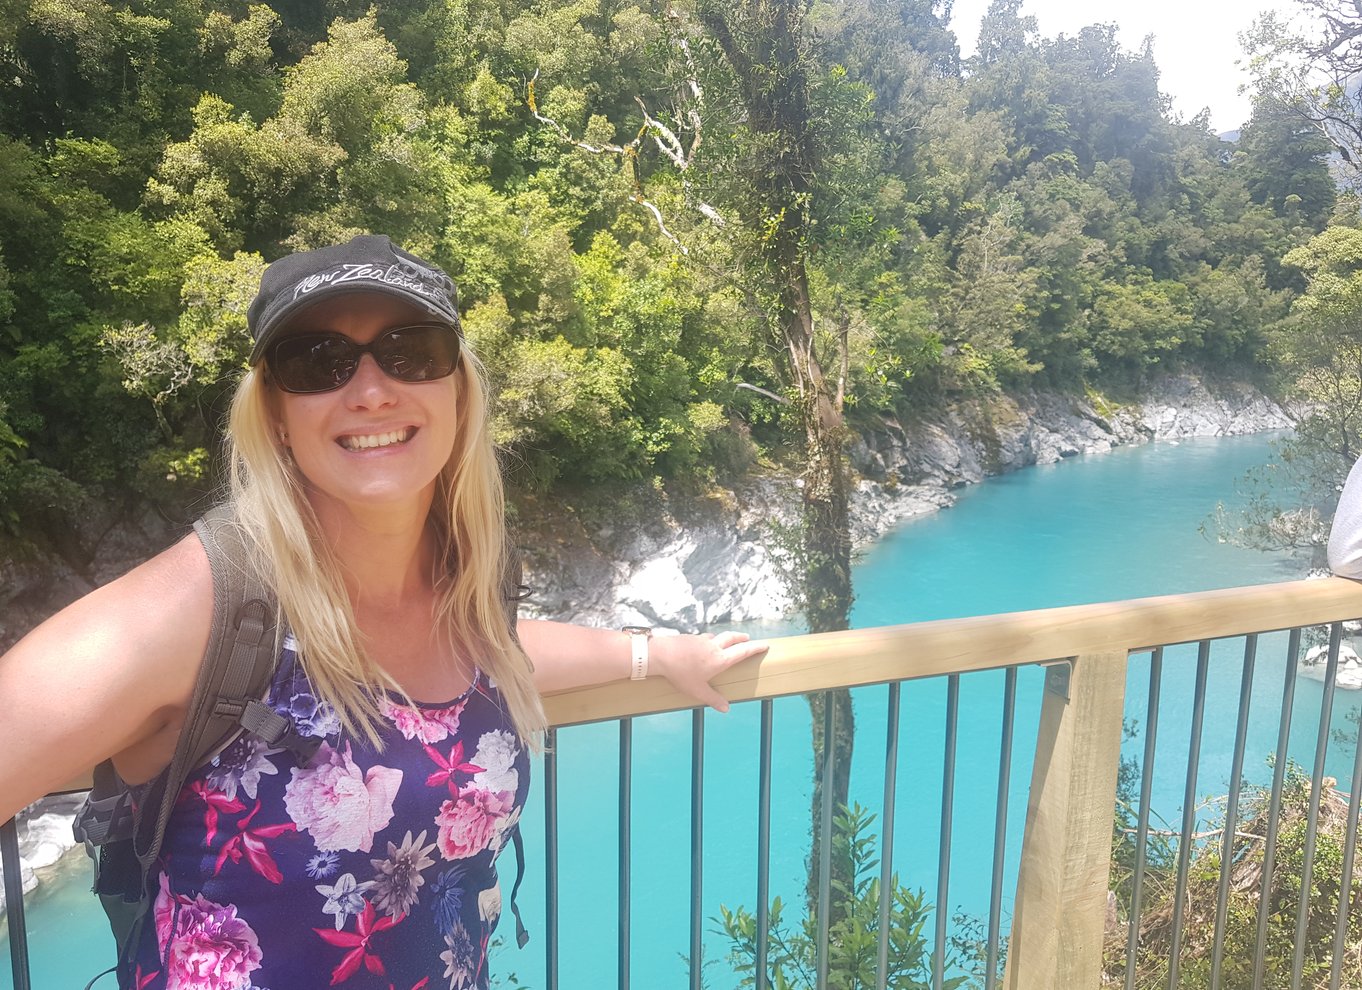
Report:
131,506,281,868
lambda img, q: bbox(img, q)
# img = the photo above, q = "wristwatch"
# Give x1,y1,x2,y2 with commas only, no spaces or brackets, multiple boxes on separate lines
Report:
623,625,652,680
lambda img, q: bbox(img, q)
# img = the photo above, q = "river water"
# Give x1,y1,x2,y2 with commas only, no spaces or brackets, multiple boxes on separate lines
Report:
5,433,1347,989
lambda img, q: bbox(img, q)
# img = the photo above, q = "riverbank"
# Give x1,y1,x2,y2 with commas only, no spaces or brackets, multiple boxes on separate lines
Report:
511,373,1293,630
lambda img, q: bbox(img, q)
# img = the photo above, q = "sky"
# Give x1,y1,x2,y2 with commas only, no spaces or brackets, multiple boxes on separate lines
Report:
946,0,1302,134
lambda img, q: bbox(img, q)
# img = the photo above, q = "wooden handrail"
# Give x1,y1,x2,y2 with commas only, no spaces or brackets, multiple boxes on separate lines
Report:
33,578,1362,785
543,576,1362,726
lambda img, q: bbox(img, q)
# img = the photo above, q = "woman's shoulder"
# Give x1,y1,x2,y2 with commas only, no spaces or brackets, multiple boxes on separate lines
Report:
72,528,214,650
0,530,214,814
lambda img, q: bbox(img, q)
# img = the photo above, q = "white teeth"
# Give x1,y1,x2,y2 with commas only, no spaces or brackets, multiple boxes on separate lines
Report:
339,428,412,451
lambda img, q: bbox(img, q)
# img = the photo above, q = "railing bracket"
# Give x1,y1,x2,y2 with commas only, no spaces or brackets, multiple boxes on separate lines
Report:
1044,660,1072,702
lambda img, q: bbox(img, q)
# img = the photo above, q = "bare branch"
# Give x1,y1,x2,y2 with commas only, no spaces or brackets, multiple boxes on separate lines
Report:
629,194,689,256
528,70,635,157
528,59,727,243
735,381,790,404
636,96,688,169
832,300,850,412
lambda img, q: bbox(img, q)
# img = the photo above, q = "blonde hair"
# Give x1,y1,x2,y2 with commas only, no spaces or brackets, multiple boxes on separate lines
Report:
225,347,546,751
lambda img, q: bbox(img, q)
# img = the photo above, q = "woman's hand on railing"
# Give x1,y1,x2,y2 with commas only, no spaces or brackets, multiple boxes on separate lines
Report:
650,631,768,713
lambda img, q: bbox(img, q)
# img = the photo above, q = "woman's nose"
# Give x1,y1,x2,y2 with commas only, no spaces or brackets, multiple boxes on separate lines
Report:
343,354,398,408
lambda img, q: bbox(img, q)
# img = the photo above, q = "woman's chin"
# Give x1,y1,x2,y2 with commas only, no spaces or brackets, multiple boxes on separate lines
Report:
302,476,439,519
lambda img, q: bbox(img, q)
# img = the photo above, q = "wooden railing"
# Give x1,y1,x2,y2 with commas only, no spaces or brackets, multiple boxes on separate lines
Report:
539,576,1362,989
544,577,1362,725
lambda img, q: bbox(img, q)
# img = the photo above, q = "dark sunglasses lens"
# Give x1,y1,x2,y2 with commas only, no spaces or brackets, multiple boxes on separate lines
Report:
374,325,461,382
270,335,358,393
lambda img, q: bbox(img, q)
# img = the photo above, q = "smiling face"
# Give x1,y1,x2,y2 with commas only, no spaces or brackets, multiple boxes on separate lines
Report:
269,292,460,522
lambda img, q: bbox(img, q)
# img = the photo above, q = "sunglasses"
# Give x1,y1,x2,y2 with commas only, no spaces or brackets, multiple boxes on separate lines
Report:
265,323,462,394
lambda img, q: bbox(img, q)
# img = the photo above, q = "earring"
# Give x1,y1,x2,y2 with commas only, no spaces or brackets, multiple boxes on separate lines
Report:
278,429,289,444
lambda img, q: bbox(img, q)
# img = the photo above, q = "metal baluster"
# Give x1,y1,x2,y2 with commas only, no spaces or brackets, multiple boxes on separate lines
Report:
934,675,960,990
1210,634,1258,990
1329,639,1362,990
756,699,774,990
1125,648,1164,990
690,709,704,990
619,717,632,990
1292,623,1343,990
1169,640,1212,989
876,682,901,990
544,729,559,990
1252,628,1301,990
986,667,1018,990
2,815,32,990
816,694,835,990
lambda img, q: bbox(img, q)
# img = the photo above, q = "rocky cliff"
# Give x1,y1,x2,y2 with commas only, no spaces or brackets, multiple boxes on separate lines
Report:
514,374,1292,630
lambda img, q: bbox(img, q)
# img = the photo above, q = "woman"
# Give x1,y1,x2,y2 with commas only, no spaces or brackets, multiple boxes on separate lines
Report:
1329,454,1362,578
0,234,767,988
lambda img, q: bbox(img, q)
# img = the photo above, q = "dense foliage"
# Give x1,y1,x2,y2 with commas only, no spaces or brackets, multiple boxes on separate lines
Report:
717,804,968,989
1106,761,1362,988
0,0,1337,563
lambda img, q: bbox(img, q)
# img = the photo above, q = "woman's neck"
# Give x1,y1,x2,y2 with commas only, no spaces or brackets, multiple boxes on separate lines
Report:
308,491,439,610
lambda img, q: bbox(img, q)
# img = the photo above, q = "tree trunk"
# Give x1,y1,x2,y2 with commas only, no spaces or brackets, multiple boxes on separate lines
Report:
700,0,857,923
779,245,857,918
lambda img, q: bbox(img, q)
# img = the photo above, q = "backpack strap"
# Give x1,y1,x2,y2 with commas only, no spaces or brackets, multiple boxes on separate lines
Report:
502,544,529,646
130,507,285,862
104,506,289,978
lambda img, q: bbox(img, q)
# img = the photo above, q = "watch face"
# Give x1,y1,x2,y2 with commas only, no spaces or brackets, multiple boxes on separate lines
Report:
623,625,653,636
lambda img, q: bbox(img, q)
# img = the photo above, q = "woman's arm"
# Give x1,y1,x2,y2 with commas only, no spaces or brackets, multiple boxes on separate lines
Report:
1329,456,1362,578
0,533,210,822
517,619,768,712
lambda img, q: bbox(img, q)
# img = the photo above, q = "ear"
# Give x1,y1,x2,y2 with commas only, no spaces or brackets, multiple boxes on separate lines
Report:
260,371,289,448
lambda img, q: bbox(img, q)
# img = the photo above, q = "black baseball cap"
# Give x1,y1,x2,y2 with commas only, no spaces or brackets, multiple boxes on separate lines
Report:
246,234,461,365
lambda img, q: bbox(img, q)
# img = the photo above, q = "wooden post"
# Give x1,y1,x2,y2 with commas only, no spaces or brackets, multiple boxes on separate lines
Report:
1004,650,1128,990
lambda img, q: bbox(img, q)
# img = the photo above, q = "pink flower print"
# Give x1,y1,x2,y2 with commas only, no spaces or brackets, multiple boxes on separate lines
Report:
314,900,402,985
153,874,263,990
435,787,515,861
423,740,484,795
181,779,245,846
382,697,466,744
212,799,297,884
284,741,403,853
132,964,159,989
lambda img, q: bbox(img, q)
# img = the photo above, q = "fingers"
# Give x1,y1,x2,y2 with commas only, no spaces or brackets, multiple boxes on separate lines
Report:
699,687,730,714
650,631,768,715
719,637,769,667
711,630,750,648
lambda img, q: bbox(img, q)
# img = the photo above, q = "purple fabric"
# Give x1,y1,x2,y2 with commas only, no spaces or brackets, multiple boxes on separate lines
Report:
128,637,530,990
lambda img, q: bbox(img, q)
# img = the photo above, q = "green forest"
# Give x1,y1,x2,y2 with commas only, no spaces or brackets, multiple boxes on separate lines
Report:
0,0,1353,567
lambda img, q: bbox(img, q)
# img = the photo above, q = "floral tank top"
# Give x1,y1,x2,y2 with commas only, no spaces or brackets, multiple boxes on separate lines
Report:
128,635,531,990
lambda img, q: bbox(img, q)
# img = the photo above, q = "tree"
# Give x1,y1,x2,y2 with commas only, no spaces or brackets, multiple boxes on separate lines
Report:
689,0,862,915
1245,0,1362,187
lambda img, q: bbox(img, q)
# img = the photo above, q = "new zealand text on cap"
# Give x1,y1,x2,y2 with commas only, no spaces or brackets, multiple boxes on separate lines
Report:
247,235,461,365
